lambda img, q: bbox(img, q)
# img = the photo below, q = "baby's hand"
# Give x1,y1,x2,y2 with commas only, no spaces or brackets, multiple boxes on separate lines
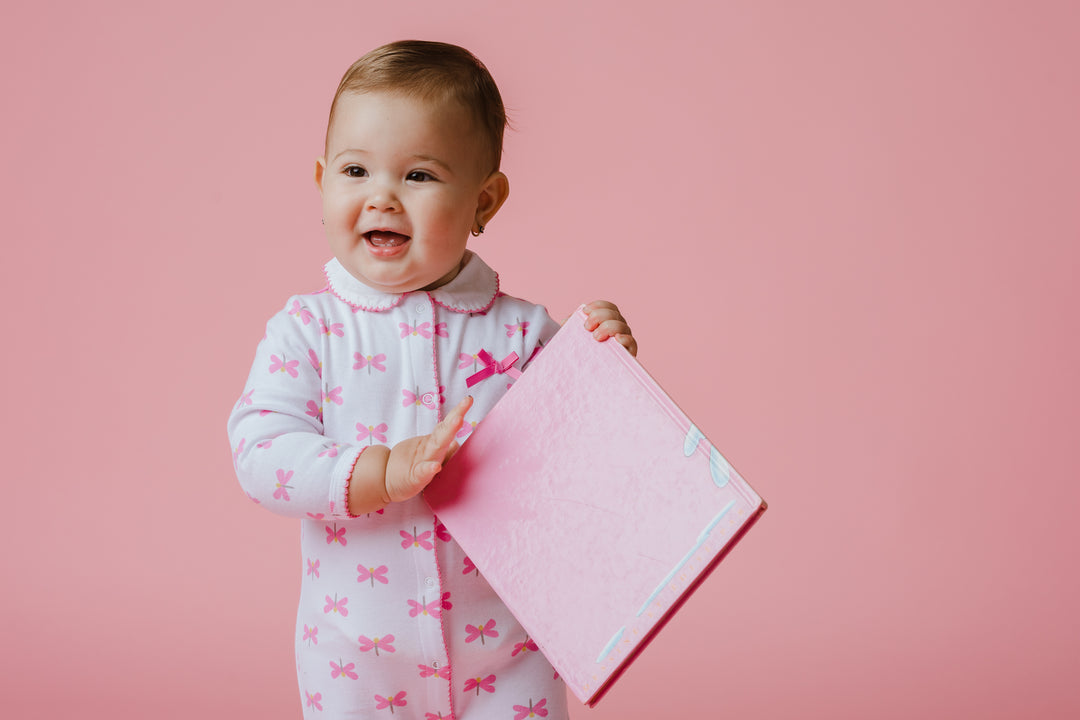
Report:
385,396,473,503
583,301,637,357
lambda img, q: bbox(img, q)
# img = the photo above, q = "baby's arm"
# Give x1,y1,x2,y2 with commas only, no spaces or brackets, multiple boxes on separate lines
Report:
346,396,473,515
582,300,637,357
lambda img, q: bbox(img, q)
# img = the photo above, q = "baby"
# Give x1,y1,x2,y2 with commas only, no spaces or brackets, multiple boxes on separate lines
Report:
228,40,634,719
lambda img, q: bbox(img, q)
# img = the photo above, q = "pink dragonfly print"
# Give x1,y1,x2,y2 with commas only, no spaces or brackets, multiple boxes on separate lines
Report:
309,386,343,422
307,558,321,580
324,386,344,407
456,418,477,439
464,619,499,645
305,691,323,711
319,318,345,337
232,438,245,467
330,658,358,680
274,469,294,501
374,691,407,714
439,591,453,612
289,300,315,325
464,674,496,695
308,349,322,378
399,321,433,339
433,322,448,338
269,354,300,378
512,635,539,657
318,443,340,458
407,596,442,619
458,351,483,371
256,438,273,448
324,593,349,617
307,512,326,520
357,564,389,587
325,523,347,546
303,624,319,645
462,556,479,576
514,698,549,719
358,634,396,656
401,388,437,410
505,318,529,337
236,389,253,409
357,422,388,445
418,663,450,680
434,520,452,543
400,527,434,550
354,351,387,374
425,713,452,720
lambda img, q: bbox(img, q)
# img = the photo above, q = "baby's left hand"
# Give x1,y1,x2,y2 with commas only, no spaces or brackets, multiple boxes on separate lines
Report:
583,301,637,357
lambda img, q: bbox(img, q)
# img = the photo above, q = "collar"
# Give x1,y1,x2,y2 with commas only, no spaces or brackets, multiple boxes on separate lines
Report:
323,250,500,313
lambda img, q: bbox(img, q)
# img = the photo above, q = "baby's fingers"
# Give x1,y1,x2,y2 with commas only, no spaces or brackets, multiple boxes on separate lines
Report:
582,301,626,329
583,301,637,357
426,396,473,462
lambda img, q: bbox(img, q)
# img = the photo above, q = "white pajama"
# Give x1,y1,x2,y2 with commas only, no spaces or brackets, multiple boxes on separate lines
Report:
228,251,567,719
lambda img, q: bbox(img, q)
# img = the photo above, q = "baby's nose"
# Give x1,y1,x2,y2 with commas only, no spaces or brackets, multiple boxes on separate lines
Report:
366,183,400,212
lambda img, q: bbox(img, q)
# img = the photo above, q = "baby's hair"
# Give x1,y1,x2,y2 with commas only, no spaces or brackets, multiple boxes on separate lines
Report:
326,40,508,173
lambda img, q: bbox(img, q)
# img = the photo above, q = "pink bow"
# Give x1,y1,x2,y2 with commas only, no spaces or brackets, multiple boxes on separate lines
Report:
466,350,522,388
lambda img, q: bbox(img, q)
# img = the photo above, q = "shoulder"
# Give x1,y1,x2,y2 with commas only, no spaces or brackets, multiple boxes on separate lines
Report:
262,286,348,337
483,292,560,344
488,291,552,317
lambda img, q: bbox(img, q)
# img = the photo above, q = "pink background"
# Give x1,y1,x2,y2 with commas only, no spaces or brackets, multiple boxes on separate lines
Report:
2,1,1077,718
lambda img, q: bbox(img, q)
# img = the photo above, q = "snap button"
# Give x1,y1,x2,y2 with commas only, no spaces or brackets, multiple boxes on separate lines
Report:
415,303,425,314
431,661,439,669
420,392,435,405
425,577,436,587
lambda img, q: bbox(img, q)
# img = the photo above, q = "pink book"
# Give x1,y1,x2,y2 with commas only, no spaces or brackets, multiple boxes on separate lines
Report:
425,306,767,706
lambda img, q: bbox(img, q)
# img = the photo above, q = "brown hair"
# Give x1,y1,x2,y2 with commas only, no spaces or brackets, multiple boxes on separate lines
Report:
326,40,507,172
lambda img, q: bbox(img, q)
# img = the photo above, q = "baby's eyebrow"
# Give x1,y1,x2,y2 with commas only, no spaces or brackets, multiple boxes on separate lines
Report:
412,154,453,173
330,148,369,163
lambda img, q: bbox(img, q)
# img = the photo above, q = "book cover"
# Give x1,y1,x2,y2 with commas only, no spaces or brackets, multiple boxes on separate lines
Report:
425,306,767,705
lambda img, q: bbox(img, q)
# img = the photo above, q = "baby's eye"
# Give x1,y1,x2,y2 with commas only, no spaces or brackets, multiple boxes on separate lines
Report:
343,165,368,178
406,170,435,182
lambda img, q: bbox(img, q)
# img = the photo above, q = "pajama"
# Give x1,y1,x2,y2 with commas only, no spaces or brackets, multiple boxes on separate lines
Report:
228,251,568,719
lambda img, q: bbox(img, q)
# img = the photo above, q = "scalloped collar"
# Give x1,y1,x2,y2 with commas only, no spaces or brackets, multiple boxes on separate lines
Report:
323,250,500,313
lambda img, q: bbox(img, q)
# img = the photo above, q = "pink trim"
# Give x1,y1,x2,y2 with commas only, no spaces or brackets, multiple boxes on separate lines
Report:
342,446,368,518
322,259,500,314
431,271,500,315
431,513,456,719
426,294,444,421
322,265,407,313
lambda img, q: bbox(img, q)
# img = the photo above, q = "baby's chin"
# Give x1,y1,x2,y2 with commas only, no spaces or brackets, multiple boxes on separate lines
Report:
341,258,466,295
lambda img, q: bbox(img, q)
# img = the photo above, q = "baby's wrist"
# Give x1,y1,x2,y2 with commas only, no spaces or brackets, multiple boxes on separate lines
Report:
347,444,392,514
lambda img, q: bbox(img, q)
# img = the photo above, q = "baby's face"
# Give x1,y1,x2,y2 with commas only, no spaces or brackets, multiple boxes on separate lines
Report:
316,91,502,294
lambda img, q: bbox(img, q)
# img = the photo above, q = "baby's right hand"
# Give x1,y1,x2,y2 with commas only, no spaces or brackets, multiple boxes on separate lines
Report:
384,396,473,503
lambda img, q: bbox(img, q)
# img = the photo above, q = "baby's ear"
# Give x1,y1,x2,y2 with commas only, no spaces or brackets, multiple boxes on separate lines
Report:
314,157,327,193
476,171,510,227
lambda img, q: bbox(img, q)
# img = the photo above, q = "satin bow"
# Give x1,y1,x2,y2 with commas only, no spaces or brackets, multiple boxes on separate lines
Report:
466,350,522,388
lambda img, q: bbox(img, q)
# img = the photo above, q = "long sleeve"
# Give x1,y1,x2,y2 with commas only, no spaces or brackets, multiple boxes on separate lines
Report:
227,298,362,519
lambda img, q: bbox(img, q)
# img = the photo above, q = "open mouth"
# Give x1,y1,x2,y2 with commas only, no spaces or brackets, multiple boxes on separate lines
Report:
365,230,410,248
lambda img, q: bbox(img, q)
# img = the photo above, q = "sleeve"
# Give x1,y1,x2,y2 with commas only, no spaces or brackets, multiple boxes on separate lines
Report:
227,299,362,519
520,303,562,371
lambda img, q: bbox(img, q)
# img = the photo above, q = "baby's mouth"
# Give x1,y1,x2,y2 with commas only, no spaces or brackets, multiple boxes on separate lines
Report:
365,231,410,248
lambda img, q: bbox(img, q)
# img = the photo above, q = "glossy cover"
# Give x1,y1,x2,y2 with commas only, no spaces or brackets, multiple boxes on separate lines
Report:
425,306,767,705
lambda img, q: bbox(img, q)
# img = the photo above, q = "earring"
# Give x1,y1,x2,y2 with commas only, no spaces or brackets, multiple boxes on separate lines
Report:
471,224,485,237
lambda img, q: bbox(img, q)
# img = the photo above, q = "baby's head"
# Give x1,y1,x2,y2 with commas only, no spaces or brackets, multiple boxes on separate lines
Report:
315,41,511,294
326,40,507,175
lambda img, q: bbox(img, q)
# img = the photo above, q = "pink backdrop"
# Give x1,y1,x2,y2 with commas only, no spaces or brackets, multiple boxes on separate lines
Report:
3,1,1077,718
